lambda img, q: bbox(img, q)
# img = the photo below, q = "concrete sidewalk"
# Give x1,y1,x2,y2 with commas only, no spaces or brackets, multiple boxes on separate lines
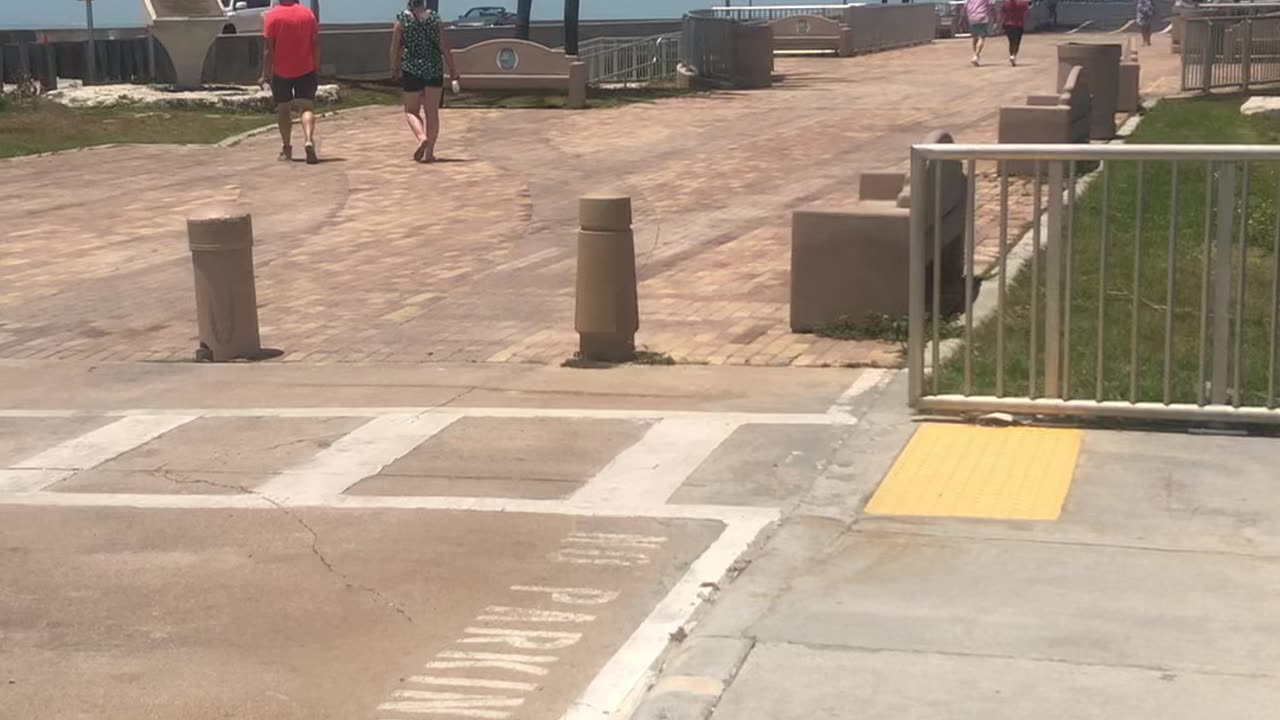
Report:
0,360,880,720
633,374,1280,719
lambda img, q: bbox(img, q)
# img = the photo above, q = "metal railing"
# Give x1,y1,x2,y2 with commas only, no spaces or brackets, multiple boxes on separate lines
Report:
710,4,858,21
907,143,1280,425
579,34,680,85
1,36,161,86
682,11,743,85
1181,14,1280,91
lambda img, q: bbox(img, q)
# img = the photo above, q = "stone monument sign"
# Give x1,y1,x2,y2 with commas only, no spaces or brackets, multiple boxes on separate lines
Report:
142,0,227,89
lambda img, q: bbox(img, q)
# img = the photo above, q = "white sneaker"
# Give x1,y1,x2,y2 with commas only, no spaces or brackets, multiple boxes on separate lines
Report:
971,55,980,66
1010,55,1017,66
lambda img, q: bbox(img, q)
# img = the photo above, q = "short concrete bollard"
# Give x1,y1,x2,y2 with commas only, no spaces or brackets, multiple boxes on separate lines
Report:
187,209,262,362
575,194,639,363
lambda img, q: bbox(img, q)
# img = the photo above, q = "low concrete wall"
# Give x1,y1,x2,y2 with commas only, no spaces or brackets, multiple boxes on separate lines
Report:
769,14,848,55
453,39,587,108
842,4,936,55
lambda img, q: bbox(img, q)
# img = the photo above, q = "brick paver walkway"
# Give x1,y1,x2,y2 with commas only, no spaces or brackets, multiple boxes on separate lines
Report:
0,34,1181,366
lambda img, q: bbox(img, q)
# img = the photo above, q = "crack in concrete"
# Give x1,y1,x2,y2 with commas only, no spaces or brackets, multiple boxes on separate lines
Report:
765,638,1280,681
152,467,416,624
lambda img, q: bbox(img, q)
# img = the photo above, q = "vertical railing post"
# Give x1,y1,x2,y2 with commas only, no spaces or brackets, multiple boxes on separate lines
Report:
1045,161,1065,399
1211,164,1236,405
147,32,157,82
85,0,97,85
1243,20,1254,91
908,147,928,408
1201,21,1215,93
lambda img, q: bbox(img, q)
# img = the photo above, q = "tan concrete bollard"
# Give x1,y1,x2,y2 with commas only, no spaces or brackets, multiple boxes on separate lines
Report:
187,209,262,362
575,194,639,363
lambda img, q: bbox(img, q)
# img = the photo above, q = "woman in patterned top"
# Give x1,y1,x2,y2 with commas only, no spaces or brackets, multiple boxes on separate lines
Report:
1135,0,1156,46
391,0,460,163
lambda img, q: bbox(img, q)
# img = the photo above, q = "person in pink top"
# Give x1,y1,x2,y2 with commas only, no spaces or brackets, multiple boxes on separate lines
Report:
964,0,994,66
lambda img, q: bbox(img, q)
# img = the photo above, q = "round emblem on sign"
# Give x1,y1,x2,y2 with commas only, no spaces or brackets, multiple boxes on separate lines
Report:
796,17,811,34
497,48,519,71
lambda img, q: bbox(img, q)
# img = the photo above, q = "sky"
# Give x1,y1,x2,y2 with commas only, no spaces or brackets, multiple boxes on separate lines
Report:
0,0,742,29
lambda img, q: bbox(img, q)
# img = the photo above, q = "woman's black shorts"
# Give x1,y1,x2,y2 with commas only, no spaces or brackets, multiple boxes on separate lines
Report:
402,73,444,92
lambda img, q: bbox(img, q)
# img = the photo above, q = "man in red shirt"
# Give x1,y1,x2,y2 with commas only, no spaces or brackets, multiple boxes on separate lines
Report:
258,0,321,164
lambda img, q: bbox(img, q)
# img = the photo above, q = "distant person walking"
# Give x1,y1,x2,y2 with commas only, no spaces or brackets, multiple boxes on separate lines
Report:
1002,0,1029,65
391,0,460,163
1136,0,1156,45
964,0,994,65
258,0,321,164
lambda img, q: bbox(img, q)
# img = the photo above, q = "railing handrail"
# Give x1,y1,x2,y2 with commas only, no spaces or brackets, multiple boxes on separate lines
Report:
578,32,677,60
1186,11,1280,22
913,143,1280,161
711,4,863,11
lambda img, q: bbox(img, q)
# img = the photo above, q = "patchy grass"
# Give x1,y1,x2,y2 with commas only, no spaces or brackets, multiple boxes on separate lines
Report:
562,348,680,369
819,312,959,358
937,95,1280,406
633,350,676,365
0,98,271,158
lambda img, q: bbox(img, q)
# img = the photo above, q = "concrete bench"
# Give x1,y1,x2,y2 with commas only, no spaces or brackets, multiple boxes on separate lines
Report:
790,131,967,332
453,39,587,108
998,65,1092,175
768,15,853,56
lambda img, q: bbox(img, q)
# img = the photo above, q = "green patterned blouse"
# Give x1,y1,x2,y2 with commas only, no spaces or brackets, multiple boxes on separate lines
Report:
399,10,443,80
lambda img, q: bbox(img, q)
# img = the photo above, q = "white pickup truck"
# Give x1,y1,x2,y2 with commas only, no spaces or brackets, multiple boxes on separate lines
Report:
219,0,276,35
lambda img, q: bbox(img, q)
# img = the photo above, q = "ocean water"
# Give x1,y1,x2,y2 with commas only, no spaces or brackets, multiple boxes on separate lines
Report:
0,0,811,30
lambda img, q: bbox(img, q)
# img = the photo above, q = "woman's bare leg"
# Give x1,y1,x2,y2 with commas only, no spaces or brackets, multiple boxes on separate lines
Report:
403,92,427,143
422,85,445,161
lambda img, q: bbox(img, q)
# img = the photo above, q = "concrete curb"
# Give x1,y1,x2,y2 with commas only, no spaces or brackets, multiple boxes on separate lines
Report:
629,636,755,720
627,375,911,720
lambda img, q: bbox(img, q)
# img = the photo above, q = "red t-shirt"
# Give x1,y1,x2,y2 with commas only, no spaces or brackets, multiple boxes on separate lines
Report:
1002,0,1029,27
264,3,318,79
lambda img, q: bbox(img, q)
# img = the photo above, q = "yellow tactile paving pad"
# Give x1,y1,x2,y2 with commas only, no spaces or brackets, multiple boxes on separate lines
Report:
865,424,1083,521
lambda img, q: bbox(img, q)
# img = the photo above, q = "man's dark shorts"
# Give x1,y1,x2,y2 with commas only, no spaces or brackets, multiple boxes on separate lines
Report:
271,72,318,105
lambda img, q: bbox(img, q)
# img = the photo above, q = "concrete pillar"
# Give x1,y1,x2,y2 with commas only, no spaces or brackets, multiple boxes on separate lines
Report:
575,194,639,363
148,19,223,89
568,60,587,109
1058,42,1122,139
187,210,262,362
40,44,57,91
1118,61,1140,113
732,23,774,89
